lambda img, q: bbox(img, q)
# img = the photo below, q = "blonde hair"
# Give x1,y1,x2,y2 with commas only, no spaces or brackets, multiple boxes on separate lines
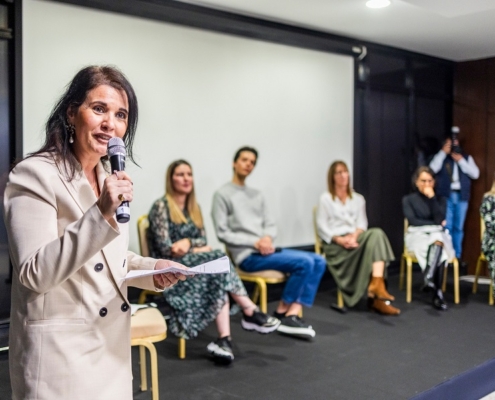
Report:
327,161,352,200
165,160,203,229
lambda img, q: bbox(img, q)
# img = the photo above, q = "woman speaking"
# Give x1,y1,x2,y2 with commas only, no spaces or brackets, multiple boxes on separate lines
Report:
3,66,186,399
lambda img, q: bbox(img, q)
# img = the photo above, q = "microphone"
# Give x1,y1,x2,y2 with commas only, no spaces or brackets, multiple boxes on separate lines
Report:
107,137,130,223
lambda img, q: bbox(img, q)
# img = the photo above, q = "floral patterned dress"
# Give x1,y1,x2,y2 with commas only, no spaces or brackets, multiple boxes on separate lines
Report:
481,194,495,286
147,196,247,339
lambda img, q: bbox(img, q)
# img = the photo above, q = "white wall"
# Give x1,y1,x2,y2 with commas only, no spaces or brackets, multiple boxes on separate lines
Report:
23,0,354,253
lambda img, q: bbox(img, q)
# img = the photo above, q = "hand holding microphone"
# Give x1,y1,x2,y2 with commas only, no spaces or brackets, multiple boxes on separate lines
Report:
97,138,133,223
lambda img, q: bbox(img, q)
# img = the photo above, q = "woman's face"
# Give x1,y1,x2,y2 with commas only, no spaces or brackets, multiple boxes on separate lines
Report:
415,171,435,194
68,84,129,161
333,164,349,188
172,164,193,195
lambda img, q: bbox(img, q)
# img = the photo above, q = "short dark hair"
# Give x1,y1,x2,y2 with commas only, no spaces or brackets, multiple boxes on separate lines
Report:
412,165,435,189
28,65,138,180
233,146,258,164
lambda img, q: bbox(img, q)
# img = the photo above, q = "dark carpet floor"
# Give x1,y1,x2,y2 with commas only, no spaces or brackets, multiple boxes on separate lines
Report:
1,271,495,400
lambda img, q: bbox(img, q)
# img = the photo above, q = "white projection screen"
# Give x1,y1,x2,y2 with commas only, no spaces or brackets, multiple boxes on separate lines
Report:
23,0,354,252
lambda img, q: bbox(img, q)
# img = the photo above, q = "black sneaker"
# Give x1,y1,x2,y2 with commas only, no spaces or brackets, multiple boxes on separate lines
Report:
277,315,316,339
206,336,234,364
272,310,286,320
241,309,280,334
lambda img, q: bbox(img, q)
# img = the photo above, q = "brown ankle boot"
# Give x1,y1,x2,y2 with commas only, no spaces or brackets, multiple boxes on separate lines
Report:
368,277,395,301
370,299,400,315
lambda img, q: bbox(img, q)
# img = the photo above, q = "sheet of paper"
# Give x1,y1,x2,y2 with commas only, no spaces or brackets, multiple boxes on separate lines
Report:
123,256,230,281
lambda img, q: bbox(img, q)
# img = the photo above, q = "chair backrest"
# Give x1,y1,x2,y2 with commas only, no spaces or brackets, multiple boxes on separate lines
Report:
312,206,323,255
137,214,150,257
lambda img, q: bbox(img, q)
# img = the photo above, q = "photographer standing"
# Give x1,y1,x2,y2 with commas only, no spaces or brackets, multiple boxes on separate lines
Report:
429,129,479,266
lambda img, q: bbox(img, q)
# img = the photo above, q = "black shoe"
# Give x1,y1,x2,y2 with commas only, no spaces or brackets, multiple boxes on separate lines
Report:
420,280,435,293
432,291,448,311
459,260,468,276
277,315,315,339
241,309,280,334
272,310,286,320
207,336,234,364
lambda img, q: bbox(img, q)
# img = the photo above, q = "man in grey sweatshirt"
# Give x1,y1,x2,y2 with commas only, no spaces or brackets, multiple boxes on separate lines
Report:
212,146,326,339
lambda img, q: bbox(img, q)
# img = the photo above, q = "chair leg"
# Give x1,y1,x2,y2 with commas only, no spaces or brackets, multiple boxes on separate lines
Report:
138,291,148,305
453,259,460,304
399,255,405,291
490,279,494,306
178,338,186,360
337,289,344,308
406,257,413,303
139,345,147,391
137,341,160,400
251,285,260,306
473,256,483,294
258,279,268,313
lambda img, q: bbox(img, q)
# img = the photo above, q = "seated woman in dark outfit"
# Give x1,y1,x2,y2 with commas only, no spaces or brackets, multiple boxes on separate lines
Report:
402,166,455,310
147,159,279,364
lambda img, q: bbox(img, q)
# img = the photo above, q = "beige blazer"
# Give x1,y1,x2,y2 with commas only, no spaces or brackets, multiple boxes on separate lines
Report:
4,155,159,400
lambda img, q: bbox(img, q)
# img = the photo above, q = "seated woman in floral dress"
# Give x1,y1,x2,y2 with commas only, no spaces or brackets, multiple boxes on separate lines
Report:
147,159,279,364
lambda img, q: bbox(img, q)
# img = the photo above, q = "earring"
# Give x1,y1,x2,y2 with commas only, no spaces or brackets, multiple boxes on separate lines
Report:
66,122,75,144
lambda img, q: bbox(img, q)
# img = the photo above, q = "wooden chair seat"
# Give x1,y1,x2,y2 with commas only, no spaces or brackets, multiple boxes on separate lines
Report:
235,266,287,313
131,308,167,400
236,267,286,280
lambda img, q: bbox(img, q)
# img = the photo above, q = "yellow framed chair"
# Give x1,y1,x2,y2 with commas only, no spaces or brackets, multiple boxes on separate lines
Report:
131,307,167,400
472,218,494,305
312,206,345,311
225,247,287,314
137,214,186,359
399,219,460,304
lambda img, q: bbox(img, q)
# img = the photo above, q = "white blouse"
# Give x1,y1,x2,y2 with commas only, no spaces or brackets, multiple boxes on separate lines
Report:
316,191,368,244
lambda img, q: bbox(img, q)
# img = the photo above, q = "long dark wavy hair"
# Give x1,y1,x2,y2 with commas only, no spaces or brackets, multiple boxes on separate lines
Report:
27,65,139,180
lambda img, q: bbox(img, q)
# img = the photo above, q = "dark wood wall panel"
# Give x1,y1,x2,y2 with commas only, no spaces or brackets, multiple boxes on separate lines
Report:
453,58,495,273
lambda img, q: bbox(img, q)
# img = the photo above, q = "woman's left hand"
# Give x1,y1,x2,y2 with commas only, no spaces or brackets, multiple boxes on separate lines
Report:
171,238,192,257
153,259,188,289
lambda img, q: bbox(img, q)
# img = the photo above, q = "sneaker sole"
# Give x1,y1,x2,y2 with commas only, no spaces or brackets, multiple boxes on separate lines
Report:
241,319,281,334
277,325,316,339
206,344,234,362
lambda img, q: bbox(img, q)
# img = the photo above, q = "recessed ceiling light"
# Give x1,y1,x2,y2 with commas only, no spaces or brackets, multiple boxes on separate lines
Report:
366,0,391,9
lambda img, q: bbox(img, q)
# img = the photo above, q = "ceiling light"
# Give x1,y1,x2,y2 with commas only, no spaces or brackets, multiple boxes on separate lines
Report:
366,0,391,9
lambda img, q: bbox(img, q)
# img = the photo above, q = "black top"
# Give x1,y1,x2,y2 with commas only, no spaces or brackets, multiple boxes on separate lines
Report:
402,192,446,227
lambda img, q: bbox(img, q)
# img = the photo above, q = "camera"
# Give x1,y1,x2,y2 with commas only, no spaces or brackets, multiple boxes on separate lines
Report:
451,126,462,154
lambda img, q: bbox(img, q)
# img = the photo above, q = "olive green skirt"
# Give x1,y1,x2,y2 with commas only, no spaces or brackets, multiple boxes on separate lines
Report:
322,228,395,307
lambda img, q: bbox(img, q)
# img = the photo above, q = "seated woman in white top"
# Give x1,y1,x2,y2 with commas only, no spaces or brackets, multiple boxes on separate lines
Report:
317,161,399,315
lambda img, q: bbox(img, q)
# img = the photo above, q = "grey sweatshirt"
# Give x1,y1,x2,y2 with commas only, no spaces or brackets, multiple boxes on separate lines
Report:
211,182,277,265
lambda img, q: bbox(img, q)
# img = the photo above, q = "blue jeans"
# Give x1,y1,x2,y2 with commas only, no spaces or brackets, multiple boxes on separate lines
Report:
240,249,326,307
445,191,469,258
